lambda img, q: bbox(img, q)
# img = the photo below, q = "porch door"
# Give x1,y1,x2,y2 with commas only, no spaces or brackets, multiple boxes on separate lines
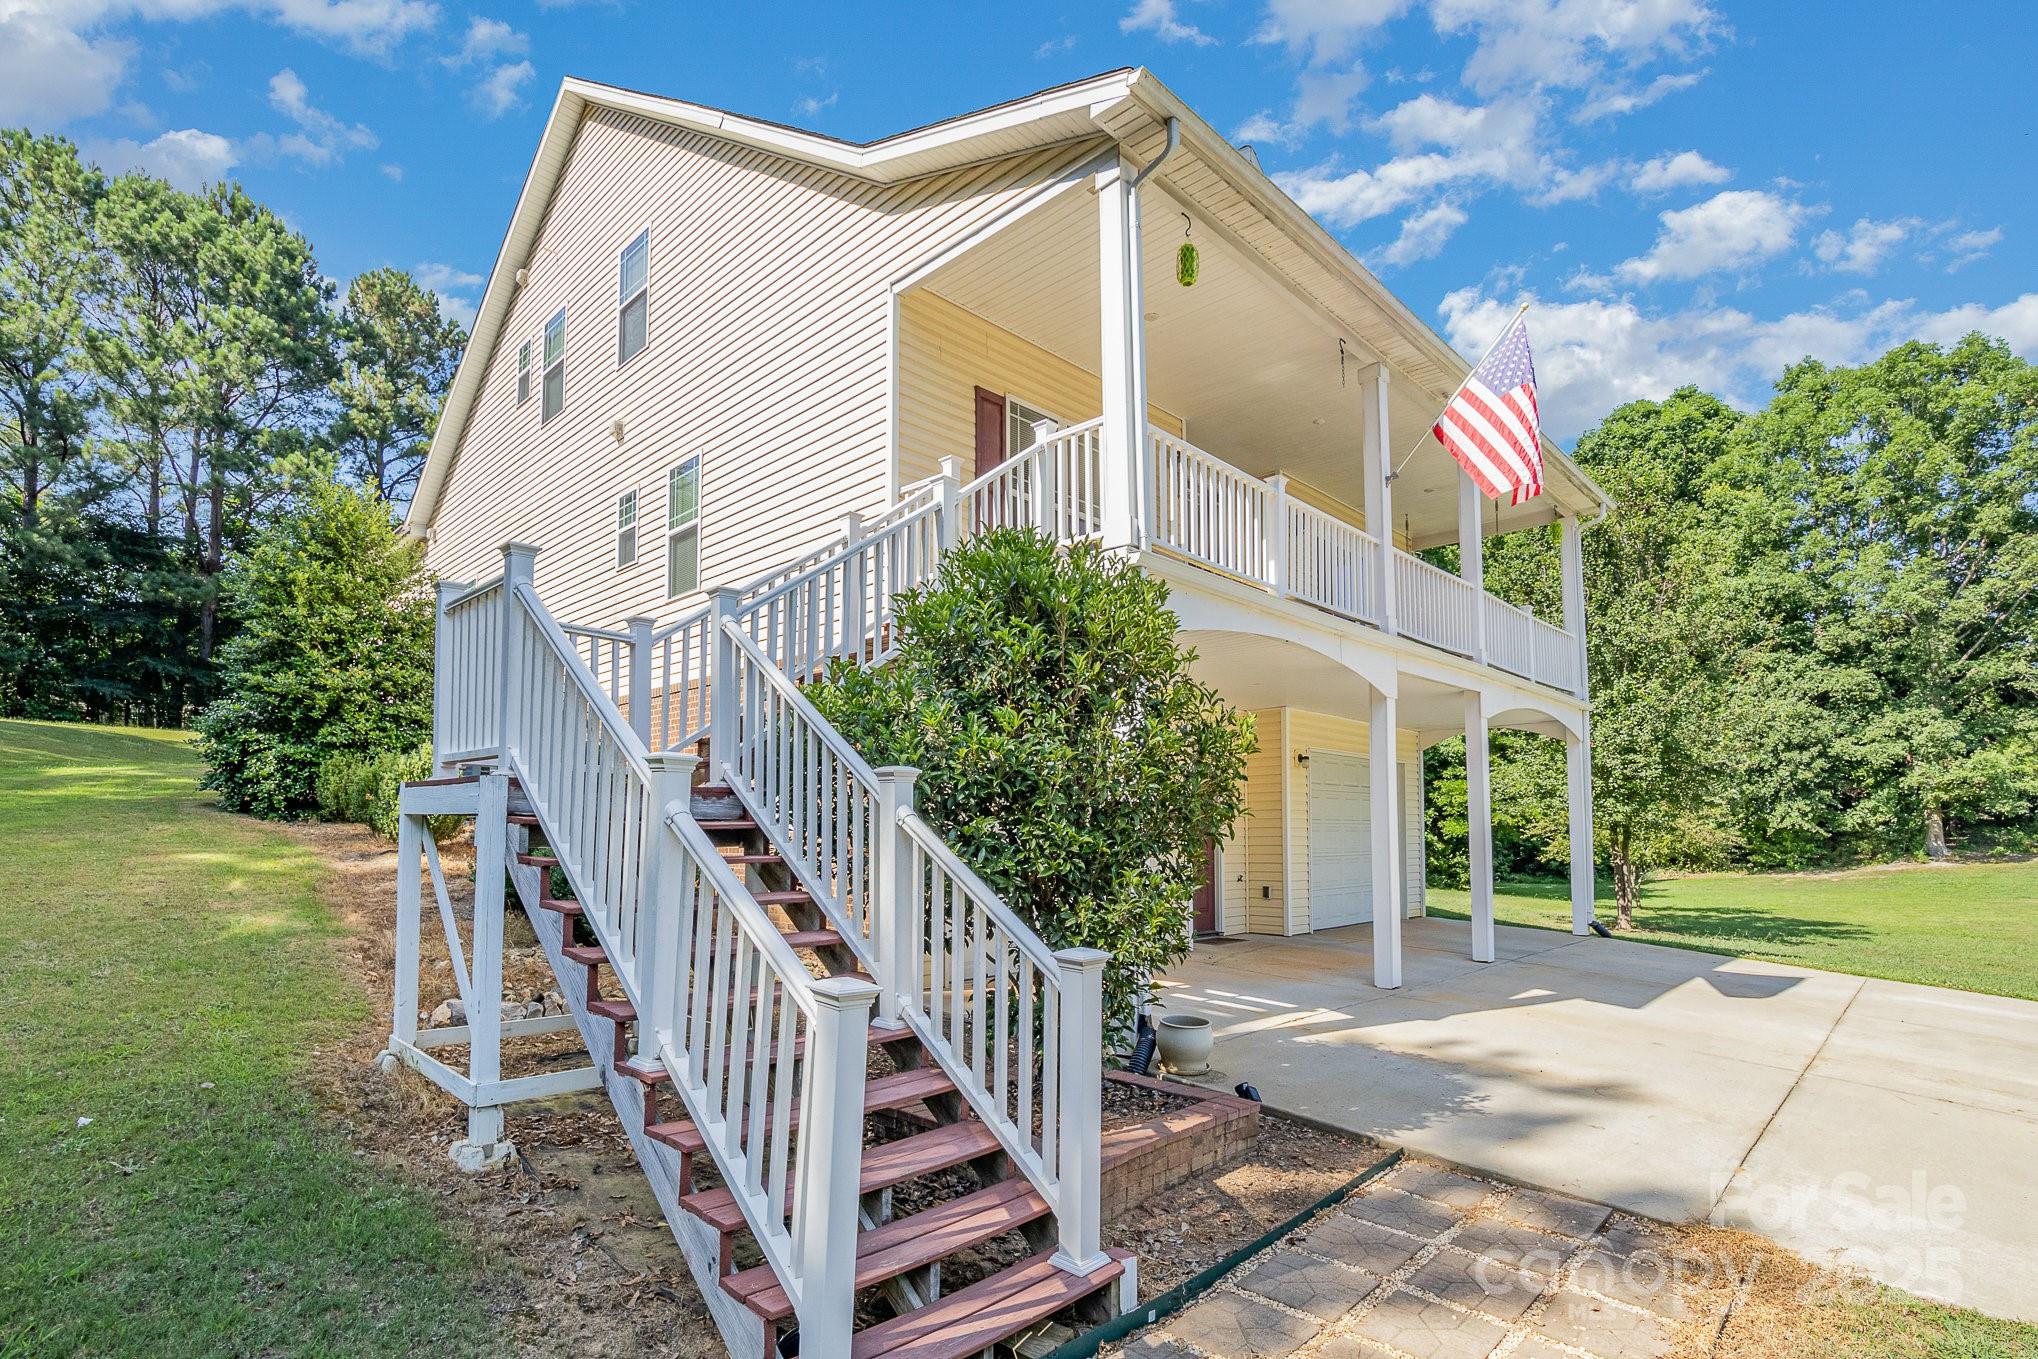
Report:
1308,752,1372,929
973,387,1007,478
1190,837,1220,935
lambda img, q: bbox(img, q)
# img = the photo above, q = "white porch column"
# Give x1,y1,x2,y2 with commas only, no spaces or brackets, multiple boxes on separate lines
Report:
1096,157,1146,553
1361,363,1397,634
1566,731,1595,934
1369,685,1403,989
1459,474,1486,665
1464,692,1495,963
1560,513,1589,698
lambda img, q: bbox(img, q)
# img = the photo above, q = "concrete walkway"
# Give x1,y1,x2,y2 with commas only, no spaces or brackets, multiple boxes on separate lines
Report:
1159,917,2038,1322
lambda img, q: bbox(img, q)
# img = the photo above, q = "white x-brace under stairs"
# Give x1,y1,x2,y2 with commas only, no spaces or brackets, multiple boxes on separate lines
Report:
389,426,1138,1359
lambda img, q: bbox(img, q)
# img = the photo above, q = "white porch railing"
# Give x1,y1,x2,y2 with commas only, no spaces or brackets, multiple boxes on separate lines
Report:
433,575,506,764
1393,549,1482,659
967,419,1106,541
1148,430,1275,585
1284,498,1379,623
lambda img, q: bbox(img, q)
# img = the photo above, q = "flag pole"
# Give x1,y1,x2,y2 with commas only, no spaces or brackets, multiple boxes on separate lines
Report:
1386,299,1529,483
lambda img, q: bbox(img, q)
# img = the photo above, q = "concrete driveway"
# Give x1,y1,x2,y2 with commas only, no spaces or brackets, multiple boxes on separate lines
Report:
1159,917,2038,1322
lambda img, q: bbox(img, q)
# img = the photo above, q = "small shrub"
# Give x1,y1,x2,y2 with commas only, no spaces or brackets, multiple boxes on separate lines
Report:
809,530,1255,1048
316,744,452,840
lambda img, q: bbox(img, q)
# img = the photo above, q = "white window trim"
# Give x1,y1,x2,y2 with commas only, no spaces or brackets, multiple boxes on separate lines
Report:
541,307,567,424
617,227,651,368
666,456,702,600
516,339,532,406
1006,393,1063,455
615,488,638,570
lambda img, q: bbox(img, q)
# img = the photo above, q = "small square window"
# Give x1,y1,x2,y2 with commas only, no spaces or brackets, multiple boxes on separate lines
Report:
615,489,638,568
541,308,566,423
618,229,649,365
516,340,531,405
666,457,700,598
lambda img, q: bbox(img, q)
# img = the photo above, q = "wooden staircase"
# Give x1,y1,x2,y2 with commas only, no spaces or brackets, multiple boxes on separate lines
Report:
511,778,1129,1359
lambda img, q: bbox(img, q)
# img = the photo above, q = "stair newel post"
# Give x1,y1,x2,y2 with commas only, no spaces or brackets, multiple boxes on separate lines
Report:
793,974,881,1353
625,616,655,747
432,579,467,773
1266,474,1289,600
1032,421,1059,539
637,751,698,1053
936,455,964,551
871,766,922,1028
452,771,515,1170
706,585,742,783
1050,946,1111,1276
497,542,540,761
838,512,865,661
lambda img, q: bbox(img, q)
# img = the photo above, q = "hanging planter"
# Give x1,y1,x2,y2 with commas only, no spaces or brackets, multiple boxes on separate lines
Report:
1177,212,1199,287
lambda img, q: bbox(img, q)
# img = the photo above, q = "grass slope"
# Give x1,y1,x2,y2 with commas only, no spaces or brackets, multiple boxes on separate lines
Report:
0,719,491,1359
1428,860,2038,1000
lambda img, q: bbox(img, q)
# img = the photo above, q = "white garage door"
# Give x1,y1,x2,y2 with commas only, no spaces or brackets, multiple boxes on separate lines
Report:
1308,752,1371,929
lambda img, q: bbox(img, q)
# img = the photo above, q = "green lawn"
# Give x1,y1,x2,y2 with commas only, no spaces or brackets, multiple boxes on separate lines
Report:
0,719,493,1358
1428,859,2038,1001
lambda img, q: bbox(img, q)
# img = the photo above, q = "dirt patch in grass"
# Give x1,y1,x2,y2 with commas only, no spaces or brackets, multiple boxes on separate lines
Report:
281,818,727,1359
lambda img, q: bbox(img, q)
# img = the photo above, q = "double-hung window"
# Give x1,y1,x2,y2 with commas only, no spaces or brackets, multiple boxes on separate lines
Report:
618,229,650,365
541,307,567,422
615,490,638,569
1007,396,1060,455
516,340,532,405
666,457,700,598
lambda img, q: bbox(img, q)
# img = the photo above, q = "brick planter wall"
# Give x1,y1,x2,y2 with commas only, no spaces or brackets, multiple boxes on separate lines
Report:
1099,1072,1261,1222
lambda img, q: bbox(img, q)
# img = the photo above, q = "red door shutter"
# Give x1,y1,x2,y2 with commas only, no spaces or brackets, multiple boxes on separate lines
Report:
1191,837,1221,935
973,386,1007,479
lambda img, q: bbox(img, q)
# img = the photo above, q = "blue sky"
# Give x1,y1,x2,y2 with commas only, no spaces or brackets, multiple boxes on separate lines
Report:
8,0,2034,439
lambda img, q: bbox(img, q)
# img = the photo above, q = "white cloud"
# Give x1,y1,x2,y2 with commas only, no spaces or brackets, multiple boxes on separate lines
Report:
265,0,438,58
265,66,378,164
470,59,533,119
1574,69,1706,122
1438,286,2038,440
0,2,134,124
1120,0,1218,46
1252,0,1410,64
1811,216,1919,275
1374,199,1467,265
1432,0,1720,96
1616,188,1808,284
1627,149,1729,194
1034,33,1076,57
1943,226,2001,271
447,13,524,64
81,127,238,189
379,161,402,180
794,91,839,117
1233,110,1300,148
414,261,483,327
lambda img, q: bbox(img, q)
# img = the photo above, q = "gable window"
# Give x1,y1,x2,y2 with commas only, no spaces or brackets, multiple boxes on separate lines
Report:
666,457,700,597
1007,396,1060,456
618,229,650,365
541,307,567,422
615,489,638,568
516,340,532,405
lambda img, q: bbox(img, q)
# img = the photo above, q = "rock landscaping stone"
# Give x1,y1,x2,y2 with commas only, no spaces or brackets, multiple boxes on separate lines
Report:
1165,1290,1321,1358
1449,1217,1574,1278
1299,1212,1427,1275
1236,1249,1380,1321
1404,1249,1544,1321
1354,1287,1508,1359
1343,1186,1461,1240
1535,1290,1676,1359
1501,1187,1613,1239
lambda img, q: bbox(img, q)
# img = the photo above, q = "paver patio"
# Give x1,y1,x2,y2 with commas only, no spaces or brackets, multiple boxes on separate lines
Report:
1159,916,2038,1322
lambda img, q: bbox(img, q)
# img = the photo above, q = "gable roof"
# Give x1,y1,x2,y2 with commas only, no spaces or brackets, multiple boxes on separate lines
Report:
404,68,1607,538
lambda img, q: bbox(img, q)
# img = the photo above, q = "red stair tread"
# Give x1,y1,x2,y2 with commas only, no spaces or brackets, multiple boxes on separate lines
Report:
561,943,605,967
723,1177,1049,1322
724,853,784,866
680,1120,998,1233
587,997,635,1022
507,813,541,827
780,928,841,949
648,1065,954,1157
537,898,582,916
516,852,558,868
697,818,758,833
849,1248,1129,1359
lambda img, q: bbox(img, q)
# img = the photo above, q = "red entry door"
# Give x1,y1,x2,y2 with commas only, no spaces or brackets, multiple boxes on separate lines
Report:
1190,838,1220,935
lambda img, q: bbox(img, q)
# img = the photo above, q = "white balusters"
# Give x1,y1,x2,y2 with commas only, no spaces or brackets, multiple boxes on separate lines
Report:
1147,430,1273,584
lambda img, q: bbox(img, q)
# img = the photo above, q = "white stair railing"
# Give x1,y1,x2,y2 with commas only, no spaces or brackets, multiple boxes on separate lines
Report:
483,548,871,1355
434,575,507,768
965,419,1105,541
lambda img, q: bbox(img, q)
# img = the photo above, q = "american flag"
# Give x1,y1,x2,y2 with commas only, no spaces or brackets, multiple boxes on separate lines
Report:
1433,309,1544,506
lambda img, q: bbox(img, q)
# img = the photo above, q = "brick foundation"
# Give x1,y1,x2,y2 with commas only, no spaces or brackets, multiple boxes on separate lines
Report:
1099,1071,1261,1222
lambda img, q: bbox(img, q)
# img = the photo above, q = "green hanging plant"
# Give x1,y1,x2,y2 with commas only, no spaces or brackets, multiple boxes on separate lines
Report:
1176,240,1200,287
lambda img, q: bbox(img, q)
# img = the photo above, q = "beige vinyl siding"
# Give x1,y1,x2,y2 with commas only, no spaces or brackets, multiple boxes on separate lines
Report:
1241,707,1288,936
1282,707,1425,934
426,106,1106,629
896,289,1184,488
1219,814,1248,936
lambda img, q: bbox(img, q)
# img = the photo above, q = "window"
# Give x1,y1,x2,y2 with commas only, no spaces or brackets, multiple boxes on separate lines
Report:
615,489,638,568
541,308,566,422
666,457,700,597
516,340,532,405
617,229,650,365
1007,396,1060,455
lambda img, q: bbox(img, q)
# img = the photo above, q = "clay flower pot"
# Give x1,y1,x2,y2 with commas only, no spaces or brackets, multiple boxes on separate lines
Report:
1155,1013,1213,1075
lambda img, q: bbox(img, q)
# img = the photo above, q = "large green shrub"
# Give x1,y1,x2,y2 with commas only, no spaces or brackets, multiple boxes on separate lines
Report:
195,481,434,818
315,744,446,840
809,530,1255,1045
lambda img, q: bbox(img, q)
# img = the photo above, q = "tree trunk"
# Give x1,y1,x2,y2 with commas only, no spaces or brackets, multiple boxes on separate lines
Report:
1923,806,1948,861
1610,830,1638,930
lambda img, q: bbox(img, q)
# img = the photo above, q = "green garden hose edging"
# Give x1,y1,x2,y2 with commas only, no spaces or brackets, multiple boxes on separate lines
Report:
1041,1145,1405,1359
